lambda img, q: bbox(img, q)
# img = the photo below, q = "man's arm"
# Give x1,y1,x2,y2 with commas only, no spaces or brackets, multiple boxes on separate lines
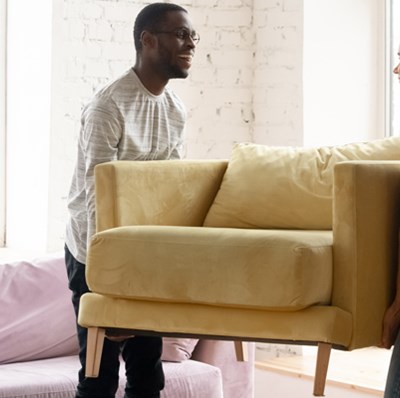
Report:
381,230,400,348
81,101,122,246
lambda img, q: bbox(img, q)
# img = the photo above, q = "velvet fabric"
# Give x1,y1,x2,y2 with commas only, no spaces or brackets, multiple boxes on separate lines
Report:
94,159,227,232
80,154,400,354
87,227,333,310
333,161,400,348
204,138,400,229
79,293,353,347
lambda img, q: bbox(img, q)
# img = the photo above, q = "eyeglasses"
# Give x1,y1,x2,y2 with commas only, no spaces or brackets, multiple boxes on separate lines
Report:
152,28,200,44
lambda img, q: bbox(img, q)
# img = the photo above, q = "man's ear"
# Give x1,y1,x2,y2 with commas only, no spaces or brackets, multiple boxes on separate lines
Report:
141,31,157,50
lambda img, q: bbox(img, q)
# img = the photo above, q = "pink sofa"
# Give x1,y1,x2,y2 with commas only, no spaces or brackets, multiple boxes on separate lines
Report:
0,252,254,398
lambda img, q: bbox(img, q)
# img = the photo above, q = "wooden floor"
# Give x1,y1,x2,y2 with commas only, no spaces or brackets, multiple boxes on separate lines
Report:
255,346,393,395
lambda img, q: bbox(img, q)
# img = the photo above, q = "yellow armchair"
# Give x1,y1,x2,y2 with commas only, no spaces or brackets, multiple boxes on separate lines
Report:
79,139,400,396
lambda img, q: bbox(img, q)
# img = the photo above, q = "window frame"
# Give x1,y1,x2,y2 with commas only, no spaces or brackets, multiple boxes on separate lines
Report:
0,0,7,247
387,0,400,137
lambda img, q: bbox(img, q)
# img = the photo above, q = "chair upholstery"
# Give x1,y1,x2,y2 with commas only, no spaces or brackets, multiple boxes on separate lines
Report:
79,138,400,396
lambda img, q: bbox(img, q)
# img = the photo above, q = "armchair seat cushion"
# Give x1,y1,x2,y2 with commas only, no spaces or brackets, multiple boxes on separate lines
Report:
87,226,333,311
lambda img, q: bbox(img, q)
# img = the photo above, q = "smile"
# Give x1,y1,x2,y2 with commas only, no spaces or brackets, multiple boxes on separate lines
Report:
178,54,193,66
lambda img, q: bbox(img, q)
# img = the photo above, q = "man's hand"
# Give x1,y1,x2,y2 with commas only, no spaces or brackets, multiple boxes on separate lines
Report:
381,301,400,349
106,328,135,342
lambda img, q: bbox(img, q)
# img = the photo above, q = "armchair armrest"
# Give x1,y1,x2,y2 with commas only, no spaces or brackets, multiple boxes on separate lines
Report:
94,160,227,232
333,160,400,349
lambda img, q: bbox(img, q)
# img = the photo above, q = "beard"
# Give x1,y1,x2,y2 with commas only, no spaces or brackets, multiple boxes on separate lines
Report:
161,63,189,80
156,45,190,80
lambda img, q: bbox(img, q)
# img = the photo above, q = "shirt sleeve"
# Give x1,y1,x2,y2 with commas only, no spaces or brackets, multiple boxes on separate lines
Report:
80,99,122,246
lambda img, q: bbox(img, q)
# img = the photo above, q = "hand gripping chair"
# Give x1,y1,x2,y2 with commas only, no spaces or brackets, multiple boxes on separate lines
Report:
78,139,400,396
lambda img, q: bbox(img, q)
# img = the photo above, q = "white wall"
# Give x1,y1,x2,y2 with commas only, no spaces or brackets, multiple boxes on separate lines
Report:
252,0,304,146
303,0,386,146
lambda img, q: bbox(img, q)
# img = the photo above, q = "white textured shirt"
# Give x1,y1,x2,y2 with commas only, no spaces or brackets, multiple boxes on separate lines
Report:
65,68,186,264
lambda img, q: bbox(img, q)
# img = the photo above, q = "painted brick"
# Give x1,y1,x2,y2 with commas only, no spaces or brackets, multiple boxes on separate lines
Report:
84,59,110,78
216,67,253,87
220,105,253,125
65,41,102,59
268,10,302,27
217,0,251,7
208,8,252,27
254,65,300,85
208,49,253,68
81,3,104,20
103,4,140,22
68,19,85,40
61,81,93,100
219,30,244,47
66,58,85,78
192,0,219,7
87,20,114,41
62,2,83,20
113,22,134,43
254,0,283,10
109,60,132,76
101,42,135,61
283,0,302,12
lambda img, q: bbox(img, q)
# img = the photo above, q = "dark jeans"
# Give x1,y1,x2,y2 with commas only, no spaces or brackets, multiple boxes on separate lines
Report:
385,330,400,398
64,245,164,398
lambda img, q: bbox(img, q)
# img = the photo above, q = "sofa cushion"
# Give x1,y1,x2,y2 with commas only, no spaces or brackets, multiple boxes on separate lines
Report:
203,137,400,229
162,337,199,362
0,355,223,398
86,226,333,310
0,253,79,364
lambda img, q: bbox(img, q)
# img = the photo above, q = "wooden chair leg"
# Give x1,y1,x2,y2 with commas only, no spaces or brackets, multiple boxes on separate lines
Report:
234,341,248,362
313,342,332,396
85,327,106,378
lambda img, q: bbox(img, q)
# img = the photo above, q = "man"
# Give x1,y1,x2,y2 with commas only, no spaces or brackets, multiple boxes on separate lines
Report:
64,3,199,397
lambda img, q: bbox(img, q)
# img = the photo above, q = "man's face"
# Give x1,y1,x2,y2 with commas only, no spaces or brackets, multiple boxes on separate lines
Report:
151,11,197,79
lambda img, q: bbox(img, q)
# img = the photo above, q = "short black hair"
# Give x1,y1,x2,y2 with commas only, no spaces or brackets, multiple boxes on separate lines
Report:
133,3,188,53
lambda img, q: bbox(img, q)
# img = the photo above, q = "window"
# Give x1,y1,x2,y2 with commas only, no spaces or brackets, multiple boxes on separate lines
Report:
303,0,387,147
389,0,400,136
2,0,52,251
0,0,6,247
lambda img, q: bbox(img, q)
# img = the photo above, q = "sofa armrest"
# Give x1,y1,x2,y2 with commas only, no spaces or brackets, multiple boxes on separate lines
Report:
333,160,400,349
192,340,254,398
94,160,227,232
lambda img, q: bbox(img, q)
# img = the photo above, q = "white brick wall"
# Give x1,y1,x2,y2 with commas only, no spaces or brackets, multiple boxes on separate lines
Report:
47,0,304,251
252,0,303,146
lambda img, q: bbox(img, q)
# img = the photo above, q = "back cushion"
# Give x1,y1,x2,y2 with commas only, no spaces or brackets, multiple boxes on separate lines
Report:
0,253,79,363
161,337,199,362
203,137,400,229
